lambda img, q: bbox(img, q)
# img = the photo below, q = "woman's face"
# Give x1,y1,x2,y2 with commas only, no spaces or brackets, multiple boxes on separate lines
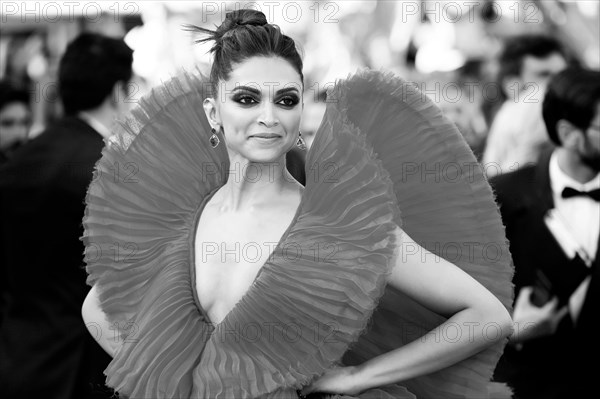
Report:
206,56,303,163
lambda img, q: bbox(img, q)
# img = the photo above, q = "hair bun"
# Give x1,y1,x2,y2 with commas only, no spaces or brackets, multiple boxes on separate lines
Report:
186,7,303,98
222,9,268,30
184,9,268,48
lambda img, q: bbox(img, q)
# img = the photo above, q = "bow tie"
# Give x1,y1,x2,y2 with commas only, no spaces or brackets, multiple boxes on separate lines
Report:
562,187,600,201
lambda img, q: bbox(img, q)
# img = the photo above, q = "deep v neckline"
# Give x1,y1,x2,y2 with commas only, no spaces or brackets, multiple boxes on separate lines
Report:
188,185,304,328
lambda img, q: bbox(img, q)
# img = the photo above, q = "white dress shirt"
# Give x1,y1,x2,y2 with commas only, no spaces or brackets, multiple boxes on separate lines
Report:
483,86,548,177
547,151,600,322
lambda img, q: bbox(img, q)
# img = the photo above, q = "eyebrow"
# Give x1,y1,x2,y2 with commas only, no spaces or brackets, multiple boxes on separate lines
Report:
231,85,300,95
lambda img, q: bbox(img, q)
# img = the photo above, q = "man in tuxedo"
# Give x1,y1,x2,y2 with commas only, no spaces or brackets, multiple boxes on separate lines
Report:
492,67,600,399
0,33,133,398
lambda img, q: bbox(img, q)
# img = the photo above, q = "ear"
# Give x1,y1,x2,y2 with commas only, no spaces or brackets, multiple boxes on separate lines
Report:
203,98,220,130
556,119,582,149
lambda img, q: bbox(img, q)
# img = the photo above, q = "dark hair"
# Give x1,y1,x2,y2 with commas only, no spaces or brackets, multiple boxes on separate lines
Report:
58,32,133,115
498,34,566,80
0,80,30,112
185,9,304,97
542,67,600,145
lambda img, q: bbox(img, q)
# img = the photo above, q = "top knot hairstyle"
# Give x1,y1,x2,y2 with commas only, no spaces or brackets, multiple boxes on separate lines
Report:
185,9,304,97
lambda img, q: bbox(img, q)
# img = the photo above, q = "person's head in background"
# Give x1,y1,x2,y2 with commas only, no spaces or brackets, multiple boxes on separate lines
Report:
542,67,600,182
0,81,31,160
498,34,568,102
58,32,133,128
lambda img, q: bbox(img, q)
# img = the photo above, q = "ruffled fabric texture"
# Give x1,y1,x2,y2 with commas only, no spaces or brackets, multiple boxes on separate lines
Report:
81,68,513,398
82,72,228,396
335,71,514,399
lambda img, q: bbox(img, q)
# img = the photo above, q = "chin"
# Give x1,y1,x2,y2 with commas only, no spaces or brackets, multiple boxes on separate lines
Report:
248,152,286,164
237,147,287,164
231,141,289,163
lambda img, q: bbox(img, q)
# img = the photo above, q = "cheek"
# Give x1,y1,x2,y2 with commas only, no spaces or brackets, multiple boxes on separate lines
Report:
281,110,302,131
582,135,600,155
221,108,253,134
2,127,23,136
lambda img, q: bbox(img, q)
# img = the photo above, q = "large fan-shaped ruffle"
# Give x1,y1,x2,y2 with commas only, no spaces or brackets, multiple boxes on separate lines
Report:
332,70,514,398
81,68,513,398
82,71,229,396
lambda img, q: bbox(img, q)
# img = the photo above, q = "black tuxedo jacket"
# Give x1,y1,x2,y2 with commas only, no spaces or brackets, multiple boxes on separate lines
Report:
0,117,113,398
491,149,597,399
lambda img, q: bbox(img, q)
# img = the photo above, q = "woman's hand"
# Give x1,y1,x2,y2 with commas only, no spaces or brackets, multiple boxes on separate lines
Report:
300,366,363,397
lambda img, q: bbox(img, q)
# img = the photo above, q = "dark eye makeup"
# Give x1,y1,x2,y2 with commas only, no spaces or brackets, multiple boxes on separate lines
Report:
276,95,300,107
232,93,258,105
231,90,300,108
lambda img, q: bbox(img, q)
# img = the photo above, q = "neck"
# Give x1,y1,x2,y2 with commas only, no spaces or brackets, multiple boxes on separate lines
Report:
217,152,300,212
79,105,114,130
556,148,597,184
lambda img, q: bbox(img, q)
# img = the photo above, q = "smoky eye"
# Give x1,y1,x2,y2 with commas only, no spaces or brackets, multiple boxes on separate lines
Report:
232,92,259,105
277,95,300,107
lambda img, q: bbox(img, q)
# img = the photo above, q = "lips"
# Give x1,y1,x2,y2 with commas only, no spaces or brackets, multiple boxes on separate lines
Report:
250,133,282,139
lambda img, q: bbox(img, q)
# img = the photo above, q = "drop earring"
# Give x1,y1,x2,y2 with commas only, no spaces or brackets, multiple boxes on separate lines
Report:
209,127,220,148
296,131,306,151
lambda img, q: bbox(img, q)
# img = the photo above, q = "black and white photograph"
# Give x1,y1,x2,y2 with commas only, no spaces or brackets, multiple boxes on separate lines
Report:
1,1,598,398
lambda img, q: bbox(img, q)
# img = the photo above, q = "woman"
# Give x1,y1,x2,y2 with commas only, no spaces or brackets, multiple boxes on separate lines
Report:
82,10,514,398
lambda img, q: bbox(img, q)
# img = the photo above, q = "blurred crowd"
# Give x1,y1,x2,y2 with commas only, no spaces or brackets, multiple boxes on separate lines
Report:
1,1,599,398
2,1,599,162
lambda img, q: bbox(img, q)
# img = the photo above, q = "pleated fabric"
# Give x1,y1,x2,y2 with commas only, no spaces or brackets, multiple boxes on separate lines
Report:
81,68,513,398
335,70,514,399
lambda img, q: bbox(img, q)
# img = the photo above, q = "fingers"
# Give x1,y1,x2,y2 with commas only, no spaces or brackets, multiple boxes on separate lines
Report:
515,286,533,306
554,305,569,321
520,286,534,297
541,296,559,312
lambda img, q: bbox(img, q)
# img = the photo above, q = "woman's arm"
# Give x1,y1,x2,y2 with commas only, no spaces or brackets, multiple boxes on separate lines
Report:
82,284,118,357
302,227,513,395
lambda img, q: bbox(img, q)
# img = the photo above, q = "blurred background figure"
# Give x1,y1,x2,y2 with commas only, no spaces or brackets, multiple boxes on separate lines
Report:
491,67,600,399
0,81,31,164
0,33,133,398
482,34,569,176
436,60,491,160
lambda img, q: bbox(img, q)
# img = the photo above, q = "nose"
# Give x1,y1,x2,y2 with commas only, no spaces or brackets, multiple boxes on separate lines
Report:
258,102,279,128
